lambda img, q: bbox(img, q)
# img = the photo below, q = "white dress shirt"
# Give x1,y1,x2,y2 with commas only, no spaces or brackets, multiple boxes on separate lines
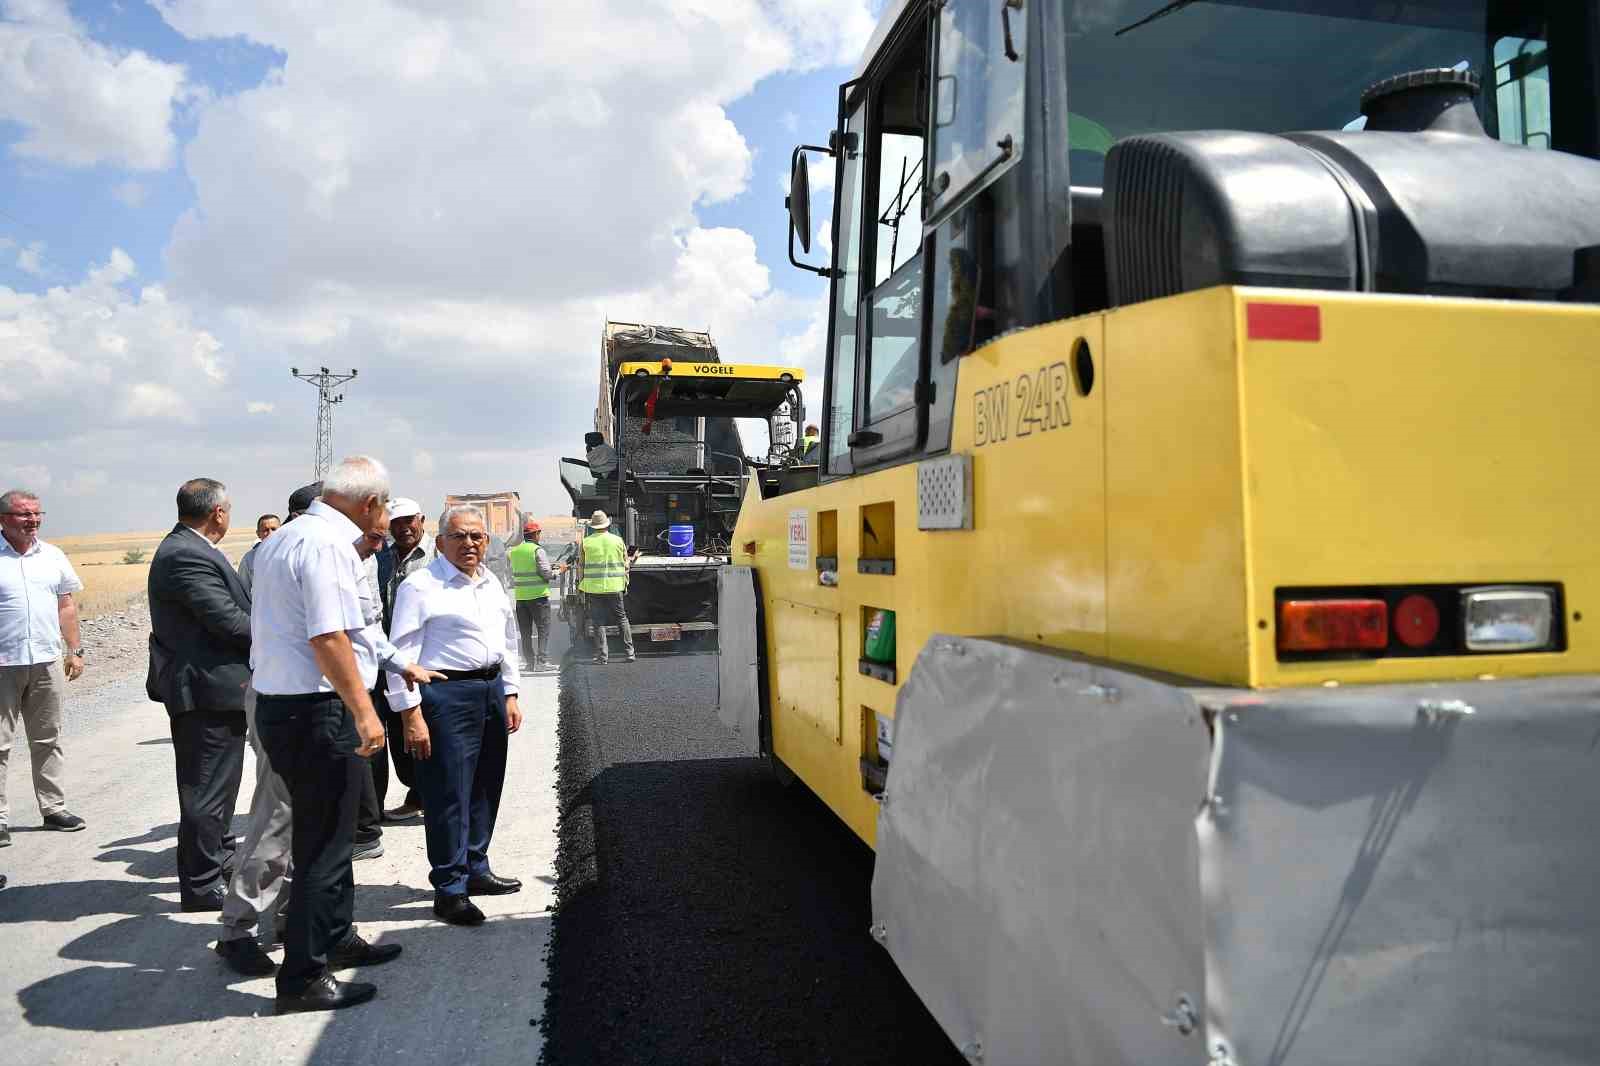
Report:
386,554,520,711
179,524,228,557
0,537,82,666
249,499,371,695
352,550,406,682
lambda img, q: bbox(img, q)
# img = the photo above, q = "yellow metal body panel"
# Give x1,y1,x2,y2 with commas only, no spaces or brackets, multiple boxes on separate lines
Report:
771,600,842,744
736,286,1600,845
617,360,805,382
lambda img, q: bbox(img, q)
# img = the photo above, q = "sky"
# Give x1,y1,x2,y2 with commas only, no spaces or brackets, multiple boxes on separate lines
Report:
0,0,875,535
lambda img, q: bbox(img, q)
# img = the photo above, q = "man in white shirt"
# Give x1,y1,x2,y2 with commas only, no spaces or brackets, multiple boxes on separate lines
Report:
0,489,86,848
249,457,404,1013
389,504,524,926
375,497,432,819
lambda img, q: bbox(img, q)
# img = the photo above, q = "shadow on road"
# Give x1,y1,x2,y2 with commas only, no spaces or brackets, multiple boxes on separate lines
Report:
0,878,179,923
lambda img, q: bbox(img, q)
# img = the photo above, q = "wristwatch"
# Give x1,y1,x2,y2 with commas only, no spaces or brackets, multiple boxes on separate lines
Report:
67,648,84,658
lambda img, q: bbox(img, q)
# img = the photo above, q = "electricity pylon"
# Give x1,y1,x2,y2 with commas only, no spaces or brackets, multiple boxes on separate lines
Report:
290,366,358,478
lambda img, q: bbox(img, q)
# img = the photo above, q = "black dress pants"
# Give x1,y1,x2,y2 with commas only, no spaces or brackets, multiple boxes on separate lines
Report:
254,692,364,995
355,687,385,846
168,709,246,902
376,683,419,809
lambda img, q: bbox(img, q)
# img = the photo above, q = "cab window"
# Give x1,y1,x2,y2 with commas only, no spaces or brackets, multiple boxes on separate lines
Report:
824,100,867,476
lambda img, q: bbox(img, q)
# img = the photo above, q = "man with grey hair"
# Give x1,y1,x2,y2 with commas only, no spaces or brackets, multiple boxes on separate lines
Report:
250,456,403,1013
148,478,251,910
0,489,86,848
391,503,523,926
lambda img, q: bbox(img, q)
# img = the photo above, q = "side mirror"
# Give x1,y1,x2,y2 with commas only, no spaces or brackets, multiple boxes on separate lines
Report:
787,143,836,278
789,154,813,254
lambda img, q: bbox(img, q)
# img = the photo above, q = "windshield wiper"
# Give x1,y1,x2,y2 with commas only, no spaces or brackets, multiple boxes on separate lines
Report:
1115,0,1196,36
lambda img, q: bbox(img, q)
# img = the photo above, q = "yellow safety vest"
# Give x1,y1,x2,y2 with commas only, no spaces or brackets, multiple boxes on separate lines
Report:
579,531,627,594
507,542,549,601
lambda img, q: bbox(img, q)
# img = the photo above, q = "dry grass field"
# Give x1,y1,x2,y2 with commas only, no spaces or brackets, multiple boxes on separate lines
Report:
54,529,257,619
54,513,576,619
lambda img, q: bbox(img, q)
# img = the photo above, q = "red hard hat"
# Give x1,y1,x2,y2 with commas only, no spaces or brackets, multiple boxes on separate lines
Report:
523,518,541,533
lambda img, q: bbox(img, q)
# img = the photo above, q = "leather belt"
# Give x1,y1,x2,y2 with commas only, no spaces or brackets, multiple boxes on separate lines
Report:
437,665,501,682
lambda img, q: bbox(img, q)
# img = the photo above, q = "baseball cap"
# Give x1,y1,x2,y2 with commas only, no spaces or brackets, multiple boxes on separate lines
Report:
388,497,422,521
287,481,323,515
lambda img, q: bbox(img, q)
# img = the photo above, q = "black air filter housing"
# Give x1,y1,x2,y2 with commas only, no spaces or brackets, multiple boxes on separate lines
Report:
1103,72,1600,306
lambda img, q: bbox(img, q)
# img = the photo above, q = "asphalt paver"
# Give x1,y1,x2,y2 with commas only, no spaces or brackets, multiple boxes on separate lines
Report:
542,645,964,1065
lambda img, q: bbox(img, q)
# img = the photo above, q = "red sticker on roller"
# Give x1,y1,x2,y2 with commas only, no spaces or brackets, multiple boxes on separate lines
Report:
1247,303,1322,342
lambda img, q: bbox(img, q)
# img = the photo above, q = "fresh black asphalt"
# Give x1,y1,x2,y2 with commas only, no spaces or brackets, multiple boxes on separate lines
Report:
541,641,964,1065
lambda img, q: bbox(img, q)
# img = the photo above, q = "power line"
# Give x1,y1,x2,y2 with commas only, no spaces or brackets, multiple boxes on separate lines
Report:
290,366,359,479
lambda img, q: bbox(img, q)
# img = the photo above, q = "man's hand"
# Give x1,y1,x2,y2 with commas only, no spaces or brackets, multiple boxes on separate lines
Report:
397,662,448,690
505,695,523,734
63,653,84,681
402,708,432,760
354,708,386,757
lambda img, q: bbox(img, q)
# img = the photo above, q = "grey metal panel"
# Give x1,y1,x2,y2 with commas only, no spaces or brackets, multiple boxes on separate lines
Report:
1200,677,1600,1066
715,566,760,755
873,636,1212,1065
916,454,973,530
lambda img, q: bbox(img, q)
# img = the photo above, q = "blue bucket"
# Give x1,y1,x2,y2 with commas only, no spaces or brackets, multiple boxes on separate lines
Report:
667,524,695,557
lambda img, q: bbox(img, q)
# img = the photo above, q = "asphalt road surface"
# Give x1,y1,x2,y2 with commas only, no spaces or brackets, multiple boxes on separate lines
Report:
542,641,963,1066
0,646,562,1064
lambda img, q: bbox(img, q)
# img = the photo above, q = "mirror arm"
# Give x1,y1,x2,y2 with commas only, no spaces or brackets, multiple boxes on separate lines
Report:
788,143,839,278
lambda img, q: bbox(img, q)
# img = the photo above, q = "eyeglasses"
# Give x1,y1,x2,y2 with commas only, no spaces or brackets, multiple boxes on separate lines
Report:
444,531,489,544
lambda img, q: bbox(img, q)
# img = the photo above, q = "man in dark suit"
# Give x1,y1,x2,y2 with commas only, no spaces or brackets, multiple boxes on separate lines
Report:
147,477,251,911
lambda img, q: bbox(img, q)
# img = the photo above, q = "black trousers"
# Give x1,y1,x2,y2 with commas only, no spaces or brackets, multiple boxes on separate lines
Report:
254,692,364,995
168,709,245,901
376,685,419,809
516,597,552,664
355,687,385,845
413,678,508,896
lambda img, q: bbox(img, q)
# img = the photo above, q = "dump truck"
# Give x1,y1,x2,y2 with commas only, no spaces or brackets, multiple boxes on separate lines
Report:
715,2,1600,1063
559,321,806,651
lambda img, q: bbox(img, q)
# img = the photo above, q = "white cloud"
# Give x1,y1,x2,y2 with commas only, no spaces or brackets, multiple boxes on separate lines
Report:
15,240,44,276
0,0,188,170
0,2,864,534
61,469,109,496
123,381,190,422
2,462,52,490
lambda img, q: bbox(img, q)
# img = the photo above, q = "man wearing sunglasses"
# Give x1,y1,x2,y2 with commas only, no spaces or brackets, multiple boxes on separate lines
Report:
0,489,86,849
388,504,523,927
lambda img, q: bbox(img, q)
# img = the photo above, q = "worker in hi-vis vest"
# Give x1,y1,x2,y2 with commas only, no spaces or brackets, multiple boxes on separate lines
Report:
506,517,557,671
576,510,633,664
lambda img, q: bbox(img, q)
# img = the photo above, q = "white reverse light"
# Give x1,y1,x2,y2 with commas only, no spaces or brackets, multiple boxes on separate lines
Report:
1461,586,1555,652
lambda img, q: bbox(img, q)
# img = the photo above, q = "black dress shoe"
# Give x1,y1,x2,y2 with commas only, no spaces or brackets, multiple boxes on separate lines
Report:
433,894,486,926
466,872,522,895
180,887,226,912
274,971,377,1014
215,937,277,977
327,930,403,968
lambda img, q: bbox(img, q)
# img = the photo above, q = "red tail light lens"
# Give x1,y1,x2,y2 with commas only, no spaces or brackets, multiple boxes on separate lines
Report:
1278,599,1388,652
1392,593,1442,648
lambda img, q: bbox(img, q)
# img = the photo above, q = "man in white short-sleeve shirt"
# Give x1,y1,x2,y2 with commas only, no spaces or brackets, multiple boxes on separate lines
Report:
0,488,87,846
248,457,403,1014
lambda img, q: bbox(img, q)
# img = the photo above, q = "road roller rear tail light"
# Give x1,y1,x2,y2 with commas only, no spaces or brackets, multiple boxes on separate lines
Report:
1275,584,1564,661
1278,599,1388,652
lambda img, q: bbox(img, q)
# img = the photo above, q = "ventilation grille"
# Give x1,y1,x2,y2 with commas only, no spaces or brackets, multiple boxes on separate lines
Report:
1105,137,1186,306
917,454,972,531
